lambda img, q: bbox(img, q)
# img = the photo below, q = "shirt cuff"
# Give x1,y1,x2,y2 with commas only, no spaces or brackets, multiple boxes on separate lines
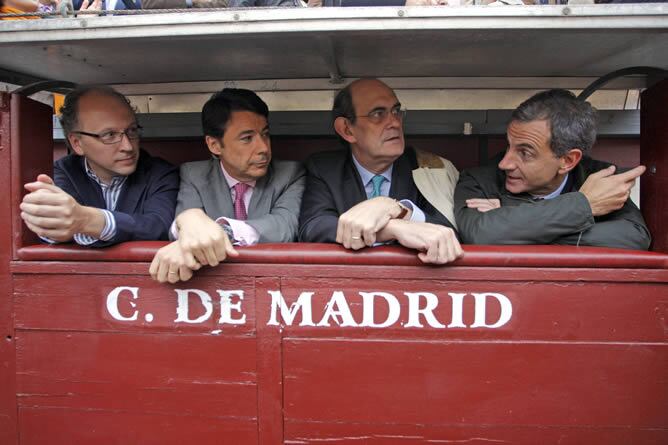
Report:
170,220,179,240
215,216,260,246
73,209,115,246
400,199,426,223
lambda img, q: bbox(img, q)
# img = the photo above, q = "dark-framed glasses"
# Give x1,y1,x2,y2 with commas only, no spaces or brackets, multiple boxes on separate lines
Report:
356,106,407,124
72,125,143,145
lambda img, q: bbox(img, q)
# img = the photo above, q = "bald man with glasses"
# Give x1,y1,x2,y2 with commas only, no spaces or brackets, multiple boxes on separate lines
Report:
20,85,179,247
298,78,462,264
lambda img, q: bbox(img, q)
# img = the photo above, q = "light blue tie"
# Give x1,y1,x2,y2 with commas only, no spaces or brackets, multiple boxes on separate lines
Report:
370,174,386,198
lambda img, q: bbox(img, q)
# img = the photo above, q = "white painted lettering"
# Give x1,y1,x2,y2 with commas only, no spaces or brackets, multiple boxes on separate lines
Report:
359,292,400,328
317,291,358,327
470,292,513,328
404,292,446,328
106,286,139,322
217,290,246,325
447,292,467,328
267,290,315,327
174,289,213,323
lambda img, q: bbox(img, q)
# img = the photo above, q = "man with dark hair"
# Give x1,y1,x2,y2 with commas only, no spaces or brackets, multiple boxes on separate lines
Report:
299,78,462,264
150,88,305,283
20,85,179,247
454,88,650,250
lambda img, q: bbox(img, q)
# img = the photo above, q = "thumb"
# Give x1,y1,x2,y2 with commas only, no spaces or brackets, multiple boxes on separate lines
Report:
37,174,54,185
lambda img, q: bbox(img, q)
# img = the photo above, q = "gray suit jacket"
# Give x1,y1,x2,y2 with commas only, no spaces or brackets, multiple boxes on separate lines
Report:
176,158,305,243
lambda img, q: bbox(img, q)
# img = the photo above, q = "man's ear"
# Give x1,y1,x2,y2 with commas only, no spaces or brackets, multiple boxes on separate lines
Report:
559,148,583,174
68,134,84,156
205,135,223,156
334,116,356,144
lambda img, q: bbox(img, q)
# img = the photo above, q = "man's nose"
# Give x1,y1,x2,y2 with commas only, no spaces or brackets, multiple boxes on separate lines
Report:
118,132,134,151
498,151,515,171
256,135,271,155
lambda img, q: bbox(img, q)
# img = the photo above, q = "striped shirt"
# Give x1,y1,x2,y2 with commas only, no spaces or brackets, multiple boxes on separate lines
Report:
72,160,127,245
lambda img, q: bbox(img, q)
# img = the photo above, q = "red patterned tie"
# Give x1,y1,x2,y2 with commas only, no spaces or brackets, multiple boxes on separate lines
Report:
233,182,249,220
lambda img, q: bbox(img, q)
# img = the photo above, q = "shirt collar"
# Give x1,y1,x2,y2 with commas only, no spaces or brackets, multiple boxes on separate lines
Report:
533,173,569,200
351,153,393,187
219,160,256,189
84,158,126,188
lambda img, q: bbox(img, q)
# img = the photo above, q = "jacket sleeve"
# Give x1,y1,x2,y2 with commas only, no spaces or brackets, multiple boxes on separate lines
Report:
106,163,179,245
454,169,595,245
297,157,340,243
554,199,651,250
245,163,306,243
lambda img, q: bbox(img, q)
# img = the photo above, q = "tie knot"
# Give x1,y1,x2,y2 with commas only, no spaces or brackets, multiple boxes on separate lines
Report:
234,182,250,196
370,174,386,198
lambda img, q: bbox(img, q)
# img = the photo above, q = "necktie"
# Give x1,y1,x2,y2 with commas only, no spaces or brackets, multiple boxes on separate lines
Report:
233,182,250,220
370,174,386,198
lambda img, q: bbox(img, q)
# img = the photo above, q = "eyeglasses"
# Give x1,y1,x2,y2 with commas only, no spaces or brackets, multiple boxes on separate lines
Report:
355,106,407,124
72,125,143,145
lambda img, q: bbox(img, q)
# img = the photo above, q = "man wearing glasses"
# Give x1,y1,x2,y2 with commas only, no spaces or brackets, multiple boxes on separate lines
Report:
20,85,179,247
298,78,463,264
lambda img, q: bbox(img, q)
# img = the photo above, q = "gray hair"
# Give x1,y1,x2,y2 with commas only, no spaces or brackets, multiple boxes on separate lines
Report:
511,89,597,157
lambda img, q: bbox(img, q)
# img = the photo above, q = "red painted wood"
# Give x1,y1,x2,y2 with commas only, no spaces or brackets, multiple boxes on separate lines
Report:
283,340,668,428
16,331,259,443
19,408,257,445
13,274,256,334
641,79,668,253
285,422,667,445
0,93,17,444
255,278,284,445
10,94,54,257
11,260,668,284
16,242,668,269
278,278,668,342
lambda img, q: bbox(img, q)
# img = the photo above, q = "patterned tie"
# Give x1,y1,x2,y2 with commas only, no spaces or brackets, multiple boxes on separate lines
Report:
233,182,250,220
370,174,386,198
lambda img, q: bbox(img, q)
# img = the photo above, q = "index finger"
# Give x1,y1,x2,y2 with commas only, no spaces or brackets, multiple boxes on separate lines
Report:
614,165,646,182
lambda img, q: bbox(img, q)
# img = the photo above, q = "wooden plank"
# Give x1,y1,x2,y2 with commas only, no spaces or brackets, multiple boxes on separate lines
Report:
283,340,668,428
641,78,668,253
285,422,668,445
255,277,284,445
19,408,257,445
16,331,258,417
277,278,668,342
0,92,17,444
14,275,256,334
11,261,668,284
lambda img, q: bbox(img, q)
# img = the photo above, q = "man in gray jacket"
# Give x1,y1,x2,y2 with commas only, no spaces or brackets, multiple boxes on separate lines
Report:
150,88,305,283
454,89,650,250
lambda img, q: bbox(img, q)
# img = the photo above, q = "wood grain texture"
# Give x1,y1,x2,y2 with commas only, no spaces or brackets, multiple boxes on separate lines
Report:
19,408,257,445
0,92,17,445
283,339,668,428
285,422,668,445
641,78,668,253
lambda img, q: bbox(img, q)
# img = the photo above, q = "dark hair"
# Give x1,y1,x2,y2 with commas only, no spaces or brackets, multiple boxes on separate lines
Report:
511,88,597,157
201,88,269,138
59,85,135,143
332,82,356,124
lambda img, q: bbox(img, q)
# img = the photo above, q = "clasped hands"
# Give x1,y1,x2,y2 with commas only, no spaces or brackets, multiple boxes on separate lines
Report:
336,197,463,265
149,208,238,284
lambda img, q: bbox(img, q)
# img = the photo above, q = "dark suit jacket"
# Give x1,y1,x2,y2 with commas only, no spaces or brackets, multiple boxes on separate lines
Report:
298,147,456,243
54,149,179,247
454,154,651,250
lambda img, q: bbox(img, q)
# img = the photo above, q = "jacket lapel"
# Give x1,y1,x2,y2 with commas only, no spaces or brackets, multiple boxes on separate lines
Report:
205,158,234,219
247,162,272,218
342,151,367,210
115,151,148,213
389,149,417,201
71,155,106,208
